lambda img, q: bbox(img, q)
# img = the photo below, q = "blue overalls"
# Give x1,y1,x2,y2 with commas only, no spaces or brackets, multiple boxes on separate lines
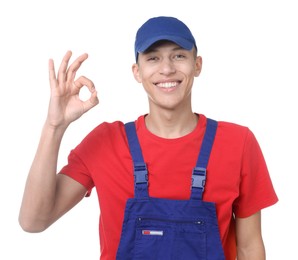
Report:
116,118,225,260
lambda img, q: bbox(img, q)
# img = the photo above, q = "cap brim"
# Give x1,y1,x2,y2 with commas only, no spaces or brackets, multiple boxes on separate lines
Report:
137,35,194,53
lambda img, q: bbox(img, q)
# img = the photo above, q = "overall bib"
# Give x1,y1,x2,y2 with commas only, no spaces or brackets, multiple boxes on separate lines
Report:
116,118,225,260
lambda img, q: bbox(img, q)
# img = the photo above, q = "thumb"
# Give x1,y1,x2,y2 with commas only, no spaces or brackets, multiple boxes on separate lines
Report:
83,90,99,112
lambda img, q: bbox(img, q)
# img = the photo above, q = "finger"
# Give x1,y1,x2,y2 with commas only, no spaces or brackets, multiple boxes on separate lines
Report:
48,58,57,90
74,76,96,93
66,53,89,83
74,76,99,111
57,50,73,84
84,90,99,112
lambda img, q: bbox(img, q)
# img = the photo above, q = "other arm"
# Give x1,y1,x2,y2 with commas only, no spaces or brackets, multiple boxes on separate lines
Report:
236,211,266,260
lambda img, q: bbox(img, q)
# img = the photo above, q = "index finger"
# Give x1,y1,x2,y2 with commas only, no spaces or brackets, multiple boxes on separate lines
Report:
65,53,89,83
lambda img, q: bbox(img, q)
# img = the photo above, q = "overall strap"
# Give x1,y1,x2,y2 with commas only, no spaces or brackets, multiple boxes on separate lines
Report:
125,122,149,199
191,118,218,200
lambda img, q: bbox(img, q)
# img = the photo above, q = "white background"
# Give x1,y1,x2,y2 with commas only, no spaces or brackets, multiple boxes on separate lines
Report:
1,0,297,259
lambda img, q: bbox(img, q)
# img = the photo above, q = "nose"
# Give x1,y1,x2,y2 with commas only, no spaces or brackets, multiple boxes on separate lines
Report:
159,58,176,75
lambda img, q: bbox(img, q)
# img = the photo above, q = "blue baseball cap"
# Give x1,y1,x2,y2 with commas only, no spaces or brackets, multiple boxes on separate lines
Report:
134,16,197,61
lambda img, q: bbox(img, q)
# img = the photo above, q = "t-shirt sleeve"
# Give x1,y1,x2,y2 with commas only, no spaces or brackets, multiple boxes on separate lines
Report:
233,129,278,217
59,150,95,197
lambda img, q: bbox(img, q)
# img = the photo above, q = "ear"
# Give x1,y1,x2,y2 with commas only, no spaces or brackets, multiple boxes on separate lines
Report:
132,63,142,83
194,56,202,77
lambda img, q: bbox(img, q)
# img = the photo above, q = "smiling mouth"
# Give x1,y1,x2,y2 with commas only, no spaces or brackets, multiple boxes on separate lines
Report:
155,81,180,89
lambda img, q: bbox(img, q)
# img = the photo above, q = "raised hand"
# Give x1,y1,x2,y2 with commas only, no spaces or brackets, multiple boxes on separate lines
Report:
47,50,99,129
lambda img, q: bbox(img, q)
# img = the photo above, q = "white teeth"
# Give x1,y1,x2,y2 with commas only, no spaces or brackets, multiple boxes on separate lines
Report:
156,82,177,88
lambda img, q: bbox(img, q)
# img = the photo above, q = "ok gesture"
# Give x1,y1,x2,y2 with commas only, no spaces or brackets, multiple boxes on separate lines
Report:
47,51,99,129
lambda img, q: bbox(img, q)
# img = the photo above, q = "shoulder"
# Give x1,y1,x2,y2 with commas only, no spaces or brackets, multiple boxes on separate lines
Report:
218,120,258,144
204,116,258,150
77,115,147,147
203,115,251,139
90,115,146,136
87,120,125,138
75,120,127,152
217,120,249,133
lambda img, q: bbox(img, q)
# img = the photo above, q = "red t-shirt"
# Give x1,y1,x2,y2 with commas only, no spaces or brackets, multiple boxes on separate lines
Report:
60,114,278,260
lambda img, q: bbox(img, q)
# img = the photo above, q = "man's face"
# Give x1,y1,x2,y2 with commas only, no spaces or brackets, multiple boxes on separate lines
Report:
132,41,202,112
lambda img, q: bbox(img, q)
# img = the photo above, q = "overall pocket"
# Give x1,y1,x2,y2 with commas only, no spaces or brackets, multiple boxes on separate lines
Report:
133,216,207,260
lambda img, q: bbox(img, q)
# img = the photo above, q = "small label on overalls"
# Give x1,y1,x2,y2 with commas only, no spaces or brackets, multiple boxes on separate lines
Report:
142,230,163,236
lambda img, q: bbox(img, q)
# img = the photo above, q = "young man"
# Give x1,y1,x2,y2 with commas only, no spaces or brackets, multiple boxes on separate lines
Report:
19,16,278,259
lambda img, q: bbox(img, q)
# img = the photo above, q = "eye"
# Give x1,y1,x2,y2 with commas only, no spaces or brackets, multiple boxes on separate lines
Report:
174,54,186,60
147,56,159,62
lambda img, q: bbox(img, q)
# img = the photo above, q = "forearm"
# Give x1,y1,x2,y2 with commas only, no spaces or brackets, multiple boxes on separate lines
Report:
19,122,67,232
237,244,265,260
236,212,266,260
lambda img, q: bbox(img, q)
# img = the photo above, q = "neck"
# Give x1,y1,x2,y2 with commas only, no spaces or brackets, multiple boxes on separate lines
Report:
145,110,199,138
